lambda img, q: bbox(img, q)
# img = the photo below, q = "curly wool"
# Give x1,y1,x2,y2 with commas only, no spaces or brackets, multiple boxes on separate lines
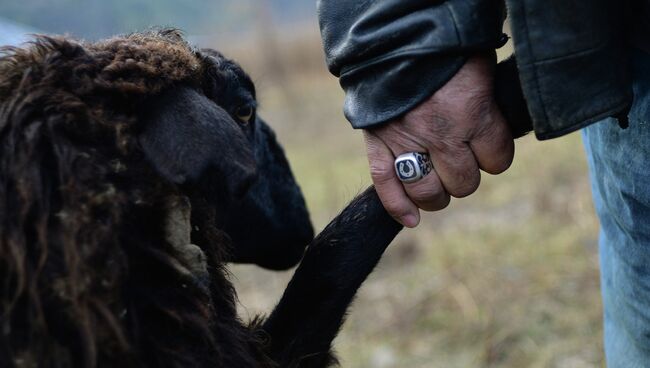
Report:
0,30,270,368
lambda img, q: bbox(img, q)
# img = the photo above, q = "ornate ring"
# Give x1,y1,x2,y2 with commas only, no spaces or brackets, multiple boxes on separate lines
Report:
394,152,433,183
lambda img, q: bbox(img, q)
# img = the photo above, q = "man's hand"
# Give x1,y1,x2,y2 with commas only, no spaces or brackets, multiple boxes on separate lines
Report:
364,54,514,228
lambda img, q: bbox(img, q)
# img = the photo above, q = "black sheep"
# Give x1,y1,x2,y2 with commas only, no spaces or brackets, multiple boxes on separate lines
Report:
0,30,403,367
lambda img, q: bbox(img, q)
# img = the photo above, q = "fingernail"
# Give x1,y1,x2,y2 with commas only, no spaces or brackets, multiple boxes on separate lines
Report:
401,214,419,228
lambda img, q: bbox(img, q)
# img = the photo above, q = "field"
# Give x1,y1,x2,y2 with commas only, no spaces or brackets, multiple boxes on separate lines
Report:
216,27,604,368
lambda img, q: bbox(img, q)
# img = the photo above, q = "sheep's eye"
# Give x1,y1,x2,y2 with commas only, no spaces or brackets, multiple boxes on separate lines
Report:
236,105,254,124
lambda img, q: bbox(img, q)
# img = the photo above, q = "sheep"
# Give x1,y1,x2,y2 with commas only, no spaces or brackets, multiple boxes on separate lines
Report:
0,29,403,367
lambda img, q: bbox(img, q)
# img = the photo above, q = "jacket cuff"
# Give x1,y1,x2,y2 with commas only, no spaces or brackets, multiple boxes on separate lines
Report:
341,54,468,129
319,0,505,128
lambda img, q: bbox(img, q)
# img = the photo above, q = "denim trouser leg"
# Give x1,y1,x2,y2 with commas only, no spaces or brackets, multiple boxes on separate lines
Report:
582,49,650,367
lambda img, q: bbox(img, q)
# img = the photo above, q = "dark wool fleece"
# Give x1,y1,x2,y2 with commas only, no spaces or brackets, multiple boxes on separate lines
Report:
0,30,273,368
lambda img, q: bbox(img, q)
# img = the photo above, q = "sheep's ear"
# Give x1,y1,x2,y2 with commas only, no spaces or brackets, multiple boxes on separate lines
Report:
138,86,256,196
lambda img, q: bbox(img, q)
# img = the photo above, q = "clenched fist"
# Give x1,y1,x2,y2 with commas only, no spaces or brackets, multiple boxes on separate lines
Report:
364,54,514,228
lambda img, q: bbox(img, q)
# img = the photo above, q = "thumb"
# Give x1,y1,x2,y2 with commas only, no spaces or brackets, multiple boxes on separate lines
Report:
364,130,420,228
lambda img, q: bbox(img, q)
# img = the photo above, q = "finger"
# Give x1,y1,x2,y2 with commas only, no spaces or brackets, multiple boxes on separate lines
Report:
364,131,420,228
400,159,451,211
374,129,451,211
428,141,481,198
470,106,515,175
395,148,451,211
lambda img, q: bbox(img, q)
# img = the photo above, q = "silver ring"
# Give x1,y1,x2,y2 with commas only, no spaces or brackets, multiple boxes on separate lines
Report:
394,152,433,183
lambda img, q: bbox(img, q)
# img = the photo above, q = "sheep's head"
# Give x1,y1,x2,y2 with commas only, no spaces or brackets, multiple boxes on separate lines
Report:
0,29,314,365
139,47,314,269
0,30,314,318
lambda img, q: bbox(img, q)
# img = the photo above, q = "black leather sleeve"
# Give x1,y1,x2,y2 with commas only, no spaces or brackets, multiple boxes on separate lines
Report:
318,0,506,129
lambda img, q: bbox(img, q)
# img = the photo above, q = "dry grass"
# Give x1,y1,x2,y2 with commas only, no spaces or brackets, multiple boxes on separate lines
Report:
221,26,604,368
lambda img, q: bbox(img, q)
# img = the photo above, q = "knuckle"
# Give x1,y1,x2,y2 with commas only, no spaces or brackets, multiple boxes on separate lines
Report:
434,152,481,198
447,170,481,198
450,181,480,198
487,155,513,174
368,162,395,184
437,194,452,210
408,181,444,203
382,198,410,219
406,179,449,211
483,146,514,175
421,193,452,211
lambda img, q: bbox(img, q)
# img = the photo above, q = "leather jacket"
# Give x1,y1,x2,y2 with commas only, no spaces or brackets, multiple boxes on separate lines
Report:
318,0,647,140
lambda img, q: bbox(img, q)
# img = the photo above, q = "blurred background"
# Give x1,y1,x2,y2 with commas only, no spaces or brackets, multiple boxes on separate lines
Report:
0,2,603,367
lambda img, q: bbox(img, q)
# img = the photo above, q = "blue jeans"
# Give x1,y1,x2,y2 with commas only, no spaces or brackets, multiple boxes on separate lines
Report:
583,49,650,367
